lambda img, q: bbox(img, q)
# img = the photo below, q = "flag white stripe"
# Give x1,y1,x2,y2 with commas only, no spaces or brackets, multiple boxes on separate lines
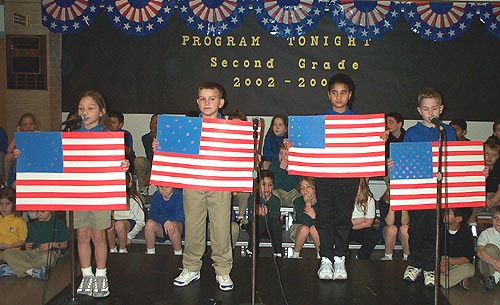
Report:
17,198,126,205
150,175,252,188
289,156,385,164
17,185,125,193
153,155,252,168
17,172,125,180
153,165,252,177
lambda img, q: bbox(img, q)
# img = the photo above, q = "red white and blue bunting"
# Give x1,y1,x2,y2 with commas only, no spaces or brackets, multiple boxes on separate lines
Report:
104,0,175,36
176,0,250,36
329,0,402,40
253,0,325,38
404,2,477,42
42,0,101,34
40,1,500,42
479,3,500,40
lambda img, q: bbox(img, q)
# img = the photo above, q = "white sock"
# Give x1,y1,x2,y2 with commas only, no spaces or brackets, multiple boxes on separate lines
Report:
384,253,393,260
292,250,300,257
403,253,409,260
81,267,94,277
174,248,183,255
494,271,500,284
146,248,156,254
95,268,107,277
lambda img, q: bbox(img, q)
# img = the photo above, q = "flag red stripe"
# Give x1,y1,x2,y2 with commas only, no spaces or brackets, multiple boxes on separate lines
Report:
16,179,125,186
64,167,122,173
62,132,122,139
289,170,386,178
289,160,385,167
151,170,253,181
16,204,127,211
288,151,384,158
154,151,252,162
326,114,382,120
326,123,384,129
391,201,486,211
16,191,126,199
202,128,253,136
64,155,124,161
199,146,253,154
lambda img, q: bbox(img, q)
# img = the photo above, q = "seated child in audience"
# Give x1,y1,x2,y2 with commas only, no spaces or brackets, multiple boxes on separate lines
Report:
144,186,184,255
290,177,320,258
107,172,146,253
487,119,500,143
247,170,283,257
469,139,500,235
440,208,475,289
107,111,136,173
349,178,379,260
262,115,287,170
449,119,470,141
136,114,159,195
3,113,38,188
269,144,300,207
477,206,500,291
379,188,410,261
0,210,68,280
0,187,27,253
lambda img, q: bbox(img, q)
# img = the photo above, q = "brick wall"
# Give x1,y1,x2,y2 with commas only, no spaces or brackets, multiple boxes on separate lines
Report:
2,0,61,139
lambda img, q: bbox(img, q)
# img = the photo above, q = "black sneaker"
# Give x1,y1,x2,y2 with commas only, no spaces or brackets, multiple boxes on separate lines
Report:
459,278,470,290
480,276,497,291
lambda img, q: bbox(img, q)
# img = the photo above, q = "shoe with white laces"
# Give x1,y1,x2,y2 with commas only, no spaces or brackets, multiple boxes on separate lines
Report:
317,257,334,280
423,270,435,288
333,256,347,280
403,265,422,282
93,275,110,298
77,275,94,296
380,256,393,261
173,269,200,287
30,267,48,281
216,275,234,291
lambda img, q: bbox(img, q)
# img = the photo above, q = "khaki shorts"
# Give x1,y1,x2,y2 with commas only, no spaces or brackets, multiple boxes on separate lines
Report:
72,211,112,230
289,223,314,243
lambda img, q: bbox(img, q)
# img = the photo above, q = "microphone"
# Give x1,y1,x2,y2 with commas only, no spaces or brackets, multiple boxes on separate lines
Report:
428,115,445,130
252,117,261,131
61,114,86,126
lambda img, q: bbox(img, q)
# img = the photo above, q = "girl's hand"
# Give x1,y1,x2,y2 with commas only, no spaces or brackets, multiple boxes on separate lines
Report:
152,138,159,151
483,166,490,178
256,204,268,216
25,242,34,250
121,159,130,172
13,148,20,159
282,138,293,150
381,130,390,142
38,243,50,251
127,238,132,246
304,206,316,219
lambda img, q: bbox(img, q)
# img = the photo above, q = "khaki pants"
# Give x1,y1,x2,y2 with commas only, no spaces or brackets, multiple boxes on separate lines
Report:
182,189,233,275
440,263,475,288
478,244,500,279
0,248,58,278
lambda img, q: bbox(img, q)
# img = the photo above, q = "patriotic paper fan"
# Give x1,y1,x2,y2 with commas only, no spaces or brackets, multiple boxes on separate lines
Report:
329,0,401,40
104,0,176,36
253,0,325,38
42,0,101,34
404,2,477,42
177,0,250,36
479,3,500,40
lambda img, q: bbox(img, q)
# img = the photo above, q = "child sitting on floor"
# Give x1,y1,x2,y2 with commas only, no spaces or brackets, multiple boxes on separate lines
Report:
477,206,500,291
0,210,68,280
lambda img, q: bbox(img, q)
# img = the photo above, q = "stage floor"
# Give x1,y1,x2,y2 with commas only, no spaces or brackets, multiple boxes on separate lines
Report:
43,247,495,305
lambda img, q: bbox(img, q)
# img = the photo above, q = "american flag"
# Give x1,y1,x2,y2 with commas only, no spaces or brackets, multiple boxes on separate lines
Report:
287,114,386,178
15,132,127,211
150,115,257,192
390,141,486,211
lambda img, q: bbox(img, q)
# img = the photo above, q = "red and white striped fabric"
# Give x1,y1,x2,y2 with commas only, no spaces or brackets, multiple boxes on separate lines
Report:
287,113,386,178
150,117,257,192
16,132,127,211
390,141,486,211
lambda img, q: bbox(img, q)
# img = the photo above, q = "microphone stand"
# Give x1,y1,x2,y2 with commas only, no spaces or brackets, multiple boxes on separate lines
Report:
241,118,263,305
434,127,446,305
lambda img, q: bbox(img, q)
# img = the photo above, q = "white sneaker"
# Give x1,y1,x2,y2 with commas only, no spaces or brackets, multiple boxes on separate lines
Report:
317,257,334,280
77,275,94,296
380,256,393,261
423,270,435,288
93,275,110,298
403,265,422,282
291,251,302,259
216,275,234,291
109,247,117,253
333,256,347,280
173,269,200,287
118,248,128,254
